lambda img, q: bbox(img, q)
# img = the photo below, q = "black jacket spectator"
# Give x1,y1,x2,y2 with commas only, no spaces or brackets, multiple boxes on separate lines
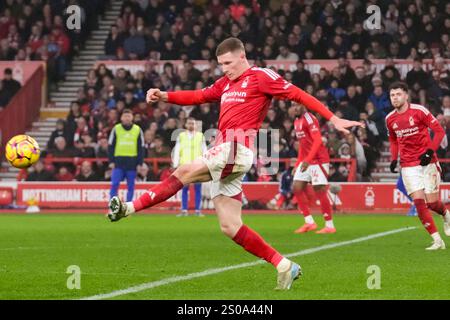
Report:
75,161,100,181
2,68,21,100
26,161,55,181
47,119,71,151
406,59,430,90
104,25,125,56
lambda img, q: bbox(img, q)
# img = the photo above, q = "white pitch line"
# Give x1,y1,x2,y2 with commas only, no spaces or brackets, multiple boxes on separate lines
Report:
80,226,416,300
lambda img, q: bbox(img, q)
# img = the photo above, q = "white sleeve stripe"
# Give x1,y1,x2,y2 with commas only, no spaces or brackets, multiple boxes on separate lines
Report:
255,67,280,80
259,68,277,80
410,104,430,115
304,113,313,124
265,68,280,79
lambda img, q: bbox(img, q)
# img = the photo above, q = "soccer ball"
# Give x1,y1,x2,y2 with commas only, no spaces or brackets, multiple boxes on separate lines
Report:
5,135,41,169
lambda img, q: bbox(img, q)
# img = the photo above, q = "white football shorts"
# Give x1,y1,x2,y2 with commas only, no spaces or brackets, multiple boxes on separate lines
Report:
401,162,441,195
293,163,329,186
201,141,253,199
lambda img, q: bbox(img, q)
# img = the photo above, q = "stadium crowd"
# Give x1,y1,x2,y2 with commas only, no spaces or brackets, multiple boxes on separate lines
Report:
0,0,110,90
13,0,450,183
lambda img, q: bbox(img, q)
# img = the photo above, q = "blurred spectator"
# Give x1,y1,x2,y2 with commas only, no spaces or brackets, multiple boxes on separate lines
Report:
55,166,74,182
406,58,429,105
365,101,387,140
328,165,347,182
292,60,311,88
76,133,96,158
104,25,125,56
0,79,10,110
276,45,299,61
47,136,78,172
26,160,55,181
47,119,70,151
369,84,391,116
73,117,94,147
147,135,171,171
1,68,21,102
136,162,157,181
123,26,146,59
75,160,99,181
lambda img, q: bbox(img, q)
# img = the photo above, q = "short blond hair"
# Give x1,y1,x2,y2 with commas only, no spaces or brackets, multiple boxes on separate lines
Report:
215,37,245,56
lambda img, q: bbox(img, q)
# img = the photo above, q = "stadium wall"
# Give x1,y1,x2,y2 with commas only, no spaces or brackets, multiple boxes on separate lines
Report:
0,62,46,160
0,182,448,212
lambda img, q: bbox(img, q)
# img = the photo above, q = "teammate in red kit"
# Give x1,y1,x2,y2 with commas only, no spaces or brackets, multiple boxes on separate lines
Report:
108,38,362,289
386,82,450,250
291,103,335,234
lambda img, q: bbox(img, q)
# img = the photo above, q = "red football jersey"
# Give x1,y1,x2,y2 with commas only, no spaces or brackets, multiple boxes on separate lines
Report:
386,103,444,167
167,66,334,148
294,112,330,165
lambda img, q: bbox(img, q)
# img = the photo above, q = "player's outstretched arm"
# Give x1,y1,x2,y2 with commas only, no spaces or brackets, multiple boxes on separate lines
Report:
290,86,363,134
257,72,364,134
146,88,206,105
146,88,168,103
147,78,225,106
328,116,364,135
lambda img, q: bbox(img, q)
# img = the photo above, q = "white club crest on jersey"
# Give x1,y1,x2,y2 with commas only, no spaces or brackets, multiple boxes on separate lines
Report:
409,116,415,126
241,76,249,88
393,123,398,129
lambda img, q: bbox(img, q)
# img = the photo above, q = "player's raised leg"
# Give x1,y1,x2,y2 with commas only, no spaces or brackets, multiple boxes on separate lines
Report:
108,159,212,221
292,177,317,233
214,194,301,290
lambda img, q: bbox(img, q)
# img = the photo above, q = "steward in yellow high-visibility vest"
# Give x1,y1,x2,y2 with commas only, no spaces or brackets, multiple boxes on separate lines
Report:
172,117,207,216
108,109,144,202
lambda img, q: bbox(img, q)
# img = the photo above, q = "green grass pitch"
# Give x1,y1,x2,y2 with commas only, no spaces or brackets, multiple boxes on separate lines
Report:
0,213,449,300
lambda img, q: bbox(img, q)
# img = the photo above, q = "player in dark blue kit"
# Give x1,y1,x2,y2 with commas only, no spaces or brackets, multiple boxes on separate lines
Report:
397,175,417,216
268,158,296,210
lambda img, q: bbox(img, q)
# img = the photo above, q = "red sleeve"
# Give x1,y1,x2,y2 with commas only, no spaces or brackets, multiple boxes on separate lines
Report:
387,120,399,161
303,116,323,163
257,69,334,120
424,111,445,151
167,90,206,105
167,77,227,105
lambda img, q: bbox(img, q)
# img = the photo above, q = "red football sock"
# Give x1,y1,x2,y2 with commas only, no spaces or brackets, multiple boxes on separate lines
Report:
132,175,184,212
315,189,332,221
294,190,311,217
232,225,283,268
427,201,447,216
414,199,438,235
276,194,286,208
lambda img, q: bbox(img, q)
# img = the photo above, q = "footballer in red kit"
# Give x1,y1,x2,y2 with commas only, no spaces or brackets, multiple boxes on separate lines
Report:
386,82,450,250
108,37,362,289
291,103,335,234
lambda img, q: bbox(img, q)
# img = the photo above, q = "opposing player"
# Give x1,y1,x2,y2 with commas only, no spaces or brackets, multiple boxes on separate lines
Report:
386,81,450,250
267,158,296,210
108,37,362,289
291,103,335,234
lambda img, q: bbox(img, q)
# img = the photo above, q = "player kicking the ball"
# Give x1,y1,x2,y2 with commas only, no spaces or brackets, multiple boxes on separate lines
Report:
386,81,450,250
291,103,335,234
108,38,362,289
